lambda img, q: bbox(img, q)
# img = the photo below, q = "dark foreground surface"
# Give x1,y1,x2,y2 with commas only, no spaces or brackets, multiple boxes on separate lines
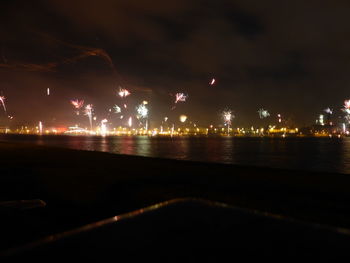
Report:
3,199,350,260
1,141,350,258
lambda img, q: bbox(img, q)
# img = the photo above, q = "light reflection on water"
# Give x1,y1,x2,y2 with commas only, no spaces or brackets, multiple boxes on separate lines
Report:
1,134,350,174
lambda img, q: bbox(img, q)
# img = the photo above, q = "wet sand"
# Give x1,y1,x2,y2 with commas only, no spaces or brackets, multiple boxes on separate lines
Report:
1,140,350,252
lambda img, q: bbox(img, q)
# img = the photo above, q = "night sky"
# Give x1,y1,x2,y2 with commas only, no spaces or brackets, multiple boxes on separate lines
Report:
1,0,350,127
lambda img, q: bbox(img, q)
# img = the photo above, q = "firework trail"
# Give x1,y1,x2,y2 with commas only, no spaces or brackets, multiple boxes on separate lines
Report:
100,119,108,136
0,62,57,72
0,33,154,103
42,33,116,73
61,47,114,70
84,104,93,130
0,96,7,113
258,108,270,119
209,78,216,85
49,35,154,93
0,33,155,102
0,33,117,74
53,37,114,72
47,88,50,96
0,47,114,72
39,121,43,135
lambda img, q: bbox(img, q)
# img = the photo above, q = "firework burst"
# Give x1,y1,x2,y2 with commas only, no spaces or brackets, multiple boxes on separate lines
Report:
118,87,131,98
113,105,121,113
345,100,350,109
342,100,350,126
324,107,333,114
222,110,233,125
343,100,350,115
222,109,234,135
258,108,270,119
136,103,149,130
71,99,84,109
136,104,148,119
70,99,84,115
175,93,188,103
345,115,350,124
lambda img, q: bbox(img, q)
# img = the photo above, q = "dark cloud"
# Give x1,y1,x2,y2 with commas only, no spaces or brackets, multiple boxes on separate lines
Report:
1,0,350,127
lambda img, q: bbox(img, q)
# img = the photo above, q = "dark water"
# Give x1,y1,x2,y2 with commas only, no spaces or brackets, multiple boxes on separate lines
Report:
1,134,350,174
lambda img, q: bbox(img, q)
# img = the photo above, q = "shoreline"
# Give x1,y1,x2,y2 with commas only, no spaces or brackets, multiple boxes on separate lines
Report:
0,132,342,138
